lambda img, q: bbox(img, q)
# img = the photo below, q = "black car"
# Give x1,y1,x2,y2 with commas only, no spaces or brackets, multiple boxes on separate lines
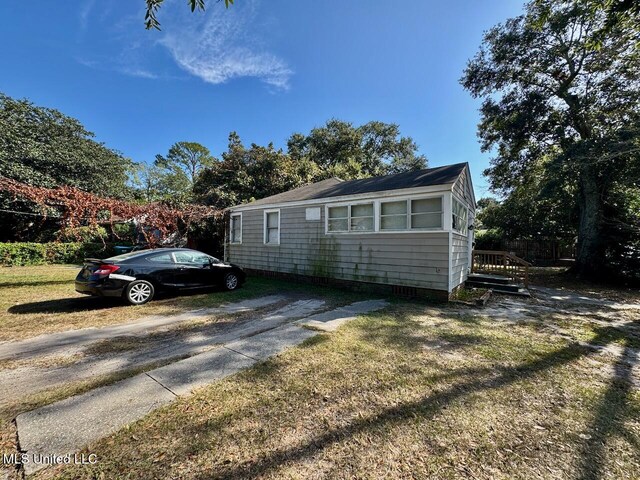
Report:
75,248,246,305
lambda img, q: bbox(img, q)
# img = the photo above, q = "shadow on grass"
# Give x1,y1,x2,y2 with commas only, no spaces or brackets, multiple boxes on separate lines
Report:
7,296,122,314
6,287,228,315
6,275,372,317
354,308,488,353
191,325,636,480
36,298,639,480
0,279,74,288
577,338,638,480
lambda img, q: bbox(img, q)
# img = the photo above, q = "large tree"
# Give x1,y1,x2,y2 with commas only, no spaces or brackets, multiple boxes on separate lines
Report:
287,119,427,179
194,132,316,209
462,0,640,278
153,141,217,203
0,93,134,240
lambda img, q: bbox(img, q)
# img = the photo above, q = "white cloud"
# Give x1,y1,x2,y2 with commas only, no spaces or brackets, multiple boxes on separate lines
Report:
159,1,292,90
79,0,96,31
118,66,159,79
75,0,291,89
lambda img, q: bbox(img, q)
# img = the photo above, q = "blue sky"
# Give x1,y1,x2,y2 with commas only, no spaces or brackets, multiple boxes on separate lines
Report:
0,0,525,197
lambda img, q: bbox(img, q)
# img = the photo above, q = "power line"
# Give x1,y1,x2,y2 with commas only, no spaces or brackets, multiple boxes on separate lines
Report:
0,208,61,218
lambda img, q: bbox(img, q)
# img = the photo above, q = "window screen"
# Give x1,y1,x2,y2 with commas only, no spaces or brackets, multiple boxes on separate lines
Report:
265,211,280,244
328,206,348,232
230,214,242,243
410,197,442,229
380,200,408,230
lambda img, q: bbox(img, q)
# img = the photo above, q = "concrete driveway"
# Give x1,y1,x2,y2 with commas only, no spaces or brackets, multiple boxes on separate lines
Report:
6,295,388,475
0,295,324,405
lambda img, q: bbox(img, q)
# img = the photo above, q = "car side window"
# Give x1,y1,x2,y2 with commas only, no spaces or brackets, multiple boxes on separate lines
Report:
146,253,174,263
173,251,212,265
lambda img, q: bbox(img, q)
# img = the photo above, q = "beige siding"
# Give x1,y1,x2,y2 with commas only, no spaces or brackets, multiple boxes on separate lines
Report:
451,165,474,289
228,205,450,291
453,166,475,206
450,233,469,289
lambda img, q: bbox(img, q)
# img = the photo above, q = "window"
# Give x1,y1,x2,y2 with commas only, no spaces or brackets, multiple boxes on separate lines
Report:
452,197,468,235
327,203,374,232
379,197,443,231
230,213,242,244
411,197,442,229
264,210,280,245
173,251,212,265
328,206,348,232
146,253,174,263
380,201,408,230
350,204,374,231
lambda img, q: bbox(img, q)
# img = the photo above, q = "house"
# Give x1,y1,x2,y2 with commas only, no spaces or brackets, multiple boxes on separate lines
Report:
225,162,476,300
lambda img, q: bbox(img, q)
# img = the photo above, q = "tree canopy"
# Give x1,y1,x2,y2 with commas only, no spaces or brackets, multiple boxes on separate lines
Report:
0,92,429,254
0,93,133,197
149,141,217,203
462,0,640,280
193,121,428,210
0,93,134,241
287,119,427,179
194,132,318,209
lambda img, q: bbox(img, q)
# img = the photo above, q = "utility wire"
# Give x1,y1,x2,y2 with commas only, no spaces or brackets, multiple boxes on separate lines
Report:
0,208,61,218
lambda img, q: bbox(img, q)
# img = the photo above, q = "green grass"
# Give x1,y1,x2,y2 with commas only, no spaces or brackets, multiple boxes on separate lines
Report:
1,266,638,479
0,266,371,480
37,304,640,480
451,286,489,303
0,266,367,342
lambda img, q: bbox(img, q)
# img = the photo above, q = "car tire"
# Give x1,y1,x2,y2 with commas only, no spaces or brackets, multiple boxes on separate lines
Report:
223,272,240,291
124,280,155,305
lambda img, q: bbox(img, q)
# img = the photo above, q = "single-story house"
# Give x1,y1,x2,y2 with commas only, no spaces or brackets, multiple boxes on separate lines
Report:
225,162,476,300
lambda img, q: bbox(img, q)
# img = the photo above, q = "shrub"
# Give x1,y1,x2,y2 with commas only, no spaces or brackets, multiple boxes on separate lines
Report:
474,229,503,250
0,242,116,266
56,226,108,243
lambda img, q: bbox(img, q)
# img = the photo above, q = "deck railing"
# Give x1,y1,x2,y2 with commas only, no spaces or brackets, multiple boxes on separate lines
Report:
471,250,531,288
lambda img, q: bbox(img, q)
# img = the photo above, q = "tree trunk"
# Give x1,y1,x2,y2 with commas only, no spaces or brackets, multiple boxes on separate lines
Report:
574,164,606,278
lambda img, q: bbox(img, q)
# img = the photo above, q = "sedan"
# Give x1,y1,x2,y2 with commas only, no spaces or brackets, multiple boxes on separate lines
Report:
75,248,246,305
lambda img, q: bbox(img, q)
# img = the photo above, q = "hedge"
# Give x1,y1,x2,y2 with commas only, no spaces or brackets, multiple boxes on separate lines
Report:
0,242,117,266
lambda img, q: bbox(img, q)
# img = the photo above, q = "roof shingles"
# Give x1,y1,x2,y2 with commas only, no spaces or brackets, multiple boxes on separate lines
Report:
233,162,467,208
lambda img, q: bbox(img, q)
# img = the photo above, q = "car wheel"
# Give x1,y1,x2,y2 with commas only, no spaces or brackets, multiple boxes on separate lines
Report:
223,272,240,291
124,280,155,305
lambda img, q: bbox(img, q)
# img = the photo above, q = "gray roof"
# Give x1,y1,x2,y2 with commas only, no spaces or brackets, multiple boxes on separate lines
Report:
234,162,468,208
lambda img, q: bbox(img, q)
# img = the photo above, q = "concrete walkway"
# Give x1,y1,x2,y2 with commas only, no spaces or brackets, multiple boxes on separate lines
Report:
15,299,388,475
0,299,326,405
0,295,286,361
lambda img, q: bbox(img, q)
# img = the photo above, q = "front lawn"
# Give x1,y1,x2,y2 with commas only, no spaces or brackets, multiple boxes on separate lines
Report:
39,302,640,479
0,265,361,342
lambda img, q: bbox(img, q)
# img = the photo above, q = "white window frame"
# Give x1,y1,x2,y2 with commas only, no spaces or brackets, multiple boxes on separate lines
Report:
452,195,469,236
326,205,349,233
230,212,242,244
263,209,281,245
378,194,444,232
409,196,444,230
379,199,408,231
324,194,445,234
325,201,375,234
